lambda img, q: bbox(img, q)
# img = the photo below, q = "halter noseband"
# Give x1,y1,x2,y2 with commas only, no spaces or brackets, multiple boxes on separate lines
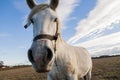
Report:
33,33,59,41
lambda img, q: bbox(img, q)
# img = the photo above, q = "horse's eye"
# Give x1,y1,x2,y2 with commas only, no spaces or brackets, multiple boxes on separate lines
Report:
30,19,34,24
54,18,57,22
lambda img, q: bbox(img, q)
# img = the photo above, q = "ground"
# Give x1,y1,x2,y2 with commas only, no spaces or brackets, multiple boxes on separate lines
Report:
0,56,120,80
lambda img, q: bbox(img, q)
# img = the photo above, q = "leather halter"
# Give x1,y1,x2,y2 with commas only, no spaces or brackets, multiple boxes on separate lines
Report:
33,20,59,42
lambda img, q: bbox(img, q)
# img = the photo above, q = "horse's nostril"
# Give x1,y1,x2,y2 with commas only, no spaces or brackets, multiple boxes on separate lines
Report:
28,49,35,63
46,48,53,61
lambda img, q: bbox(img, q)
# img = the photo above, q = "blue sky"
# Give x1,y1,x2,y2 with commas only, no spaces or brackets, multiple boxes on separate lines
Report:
0,0,120,65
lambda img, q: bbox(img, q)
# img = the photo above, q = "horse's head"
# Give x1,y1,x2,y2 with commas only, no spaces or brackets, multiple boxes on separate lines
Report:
25,0,60,73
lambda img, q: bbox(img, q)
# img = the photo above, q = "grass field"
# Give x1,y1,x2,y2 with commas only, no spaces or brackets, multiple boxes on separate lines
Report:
0,56,120,80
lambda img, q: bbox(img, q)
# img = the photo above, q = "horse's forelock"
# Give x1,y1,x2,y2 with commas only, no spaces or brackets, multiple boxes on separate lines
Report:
28,4,49,21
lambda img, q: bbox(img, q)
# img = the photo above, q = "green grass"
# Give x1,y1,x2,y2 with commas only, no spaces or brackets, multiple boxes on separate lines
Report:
0,56,120,80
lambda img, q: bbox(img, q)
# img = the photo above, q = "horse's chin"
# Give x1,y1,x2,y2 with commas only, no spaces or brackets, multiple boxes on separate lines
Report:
36,69,50,73
33,64,52,73
31,57,54,73
36,67,52,73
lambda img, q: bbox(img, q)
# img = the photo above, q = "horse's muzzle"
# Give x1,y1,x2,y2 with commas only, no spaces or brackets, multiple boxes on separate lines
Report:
28,46,53,73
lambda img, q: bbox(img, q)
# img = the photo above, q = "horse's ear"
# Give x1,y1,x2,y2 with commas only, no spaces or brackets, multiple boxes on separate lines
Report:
26,0,37,9
50,0,59,11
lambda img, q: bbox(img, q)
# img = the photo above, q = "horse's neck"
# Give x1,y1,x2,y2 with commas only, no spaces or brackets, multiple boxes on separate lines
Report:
56,37,67,53
56,37,70,62
54,38,76,74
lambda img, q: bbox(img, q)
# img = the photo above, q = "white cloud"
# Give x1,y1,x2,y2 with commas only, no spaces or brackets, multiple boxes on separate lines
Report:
57,0,79,24
75,32,120,56
91,46,120,57
76,32,120,48
68,0,120,44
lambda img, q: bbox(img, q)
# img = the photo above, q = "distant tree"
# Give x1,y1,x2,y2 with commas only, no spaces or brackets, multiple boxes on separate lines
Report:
0,61,4,68
99,55,110,58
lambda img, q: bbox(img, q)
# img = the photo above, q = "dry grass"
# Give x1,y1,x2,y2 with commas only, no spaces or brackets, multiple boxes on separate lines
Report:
0,56,120,80
92,56,120,80
0,67,46,80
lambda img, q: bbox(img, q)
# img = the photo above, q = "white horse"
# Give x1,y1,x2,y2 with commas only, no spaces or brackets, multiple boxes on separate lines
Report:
25,0,92,80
